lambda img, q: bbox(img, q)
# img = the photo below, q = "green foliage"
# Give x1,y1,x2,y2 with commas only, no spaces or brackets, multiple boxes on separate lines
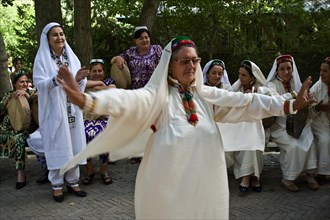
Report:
0,2,36,70
1,0,14,7
1,0,329,82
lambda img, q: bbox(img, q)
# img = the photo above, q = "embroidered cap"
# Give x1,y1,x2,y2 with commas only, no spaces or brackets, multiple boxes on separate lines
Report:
171,36,195,52
276,54,293,65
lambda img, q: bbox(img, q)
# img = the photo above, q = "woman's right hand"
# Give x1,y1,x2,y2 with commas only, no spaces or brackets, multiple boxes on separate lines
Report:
57,65,85,109
112,56,126,70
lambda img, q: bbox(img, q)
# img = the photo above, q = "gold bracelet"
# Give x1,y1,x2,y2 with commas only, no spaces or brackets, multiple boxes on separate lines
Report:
83,93,93,112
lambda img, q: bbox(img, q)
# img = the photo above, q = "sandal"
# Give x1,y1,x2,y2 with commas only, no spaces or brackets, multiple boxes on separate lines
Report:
101,173,113,185
82,173,95,185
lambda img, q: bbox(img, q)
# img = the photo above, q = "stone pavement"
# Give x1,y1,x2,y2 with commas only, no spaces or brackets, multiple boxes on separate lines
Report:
0,152,329,220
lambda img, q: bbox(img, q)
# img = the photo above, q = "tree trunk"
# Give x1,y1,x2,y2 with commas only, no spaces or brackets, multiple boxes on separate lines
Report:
0,32,12,98
74,0,92,67
138,0,160,31
34,0,62,44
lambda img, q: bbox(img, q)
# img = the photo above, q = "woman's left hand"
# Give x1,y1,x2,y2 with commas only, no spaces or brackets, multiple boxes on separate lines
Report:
293,76,316,111
75,67,90,82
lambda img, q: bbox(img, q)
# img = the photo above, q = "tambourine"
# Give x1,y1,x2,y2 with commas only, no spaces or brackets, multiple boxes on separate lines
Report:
7,95,31,131
110,62,131,89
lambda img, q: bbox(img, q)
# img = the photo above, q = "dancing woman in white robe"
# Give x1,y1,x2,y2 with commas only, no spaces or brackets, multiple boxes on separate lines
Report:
58,37,314,219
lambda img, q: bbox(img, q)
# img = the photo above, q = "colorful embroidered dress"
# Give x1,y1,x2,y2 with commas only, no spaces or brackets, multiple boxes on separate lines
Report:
120,45,162,89
84,77,115,163
0,89,37,170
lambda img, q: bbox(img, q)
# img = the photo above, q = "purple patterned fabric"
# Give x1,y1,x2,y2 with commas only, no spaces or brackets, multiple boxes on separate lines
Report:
121,44,162,89
103,77,115,86
84,77,114,163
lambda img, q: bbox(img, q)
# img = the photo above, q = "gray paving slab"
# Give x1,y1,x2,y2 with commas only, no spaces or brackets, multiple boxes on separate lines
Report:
0,152,329,220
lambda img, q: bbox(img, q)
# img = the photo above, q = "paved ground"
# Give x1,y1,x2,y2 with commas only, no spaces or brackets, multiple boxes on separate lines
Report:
0,152,329,220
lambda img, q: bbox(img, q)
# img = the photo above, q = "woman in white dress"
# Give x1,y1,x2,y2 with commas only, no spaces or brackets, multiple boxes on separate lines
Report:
33,22,88,202
309,57,330,183
220,60,275,192
266,54,319,192
58,37,314,219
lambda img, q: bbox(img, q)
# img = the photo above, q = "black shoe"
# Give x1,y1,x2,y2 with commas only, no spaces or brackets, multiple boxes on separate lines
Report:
16,175,26,190
53,190,64,203
250,176,262,192
16,181,26,190
66,185,87,197
239,184,249,193
36,170,50,185
252,185,262,192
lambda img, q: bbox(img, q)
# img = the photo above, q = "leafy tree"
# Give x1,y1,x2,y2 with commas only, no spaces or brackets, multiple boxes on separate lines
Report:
0,32,12,98
34,0,62,43
1,0,329,84
139,0,160,31
1,0,14,7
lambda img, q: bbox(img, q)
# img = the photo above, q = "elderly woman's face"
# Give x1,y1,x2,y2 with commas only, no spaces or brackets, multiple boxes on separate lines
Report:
277,61,293,83
14,75,28,90
320,63,330,86
90,64,105,81
169,47,199,88
207,65,223,86
48,26,65,55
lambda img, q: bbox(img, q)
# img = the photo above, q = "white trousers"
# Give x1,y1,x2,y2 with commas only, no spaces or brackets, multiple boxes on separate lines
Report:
49,166,80,187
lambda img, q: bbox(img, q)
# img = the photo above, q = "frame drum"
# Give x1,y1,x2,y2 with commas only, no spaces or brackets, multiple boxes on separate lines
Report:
7,96,31,131
110,62,131,89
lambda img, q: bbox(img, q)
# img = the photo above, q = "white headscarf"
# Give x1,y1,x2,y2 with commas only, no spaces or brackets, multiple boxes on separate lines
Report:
266,54,302,91
202,59,231,85
232,60,267,91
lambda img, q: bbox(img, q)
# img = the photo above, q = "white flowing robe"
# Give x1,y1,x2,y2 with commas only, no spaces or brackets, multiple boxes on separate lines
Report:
73,87,284,219
309,80,330,175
